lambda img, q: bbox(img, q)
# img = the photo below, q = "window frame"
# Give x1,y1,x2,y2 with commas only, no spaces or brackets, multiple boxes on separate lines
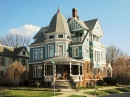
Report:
48,44,54,58
33,48,43,60
33,66,42,78
72,47,79,57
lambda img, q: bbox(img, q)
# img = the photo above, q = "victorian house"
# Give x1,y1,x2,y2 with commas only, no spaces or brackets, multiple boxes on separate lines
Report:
28,8,109,87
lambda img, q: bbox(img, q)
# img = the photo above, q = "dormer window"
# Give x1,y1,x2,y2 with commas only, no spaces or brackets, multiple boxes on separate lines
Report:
23,51,25,55
58,35,63,38
49,35,54,39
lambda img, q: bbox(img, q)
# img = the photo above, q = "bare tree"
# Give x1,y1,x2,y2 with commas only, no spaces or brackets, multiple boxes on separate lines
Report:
5,62,26,86
106,45,125,66
113,56,130,84
0,33,30,47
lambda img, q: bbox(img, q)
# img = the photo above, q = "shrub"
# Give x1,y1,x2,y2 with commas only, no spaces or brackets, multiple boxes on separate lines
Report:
103,77,117,86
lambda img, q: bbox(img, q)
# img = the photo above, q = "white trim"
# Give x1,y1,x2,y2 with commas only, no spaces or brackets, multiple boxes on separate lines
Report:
72,47,79,57
58,44,64,56
48,44,54,58
70,44,82,47
29,43,45,48
29,62,43,64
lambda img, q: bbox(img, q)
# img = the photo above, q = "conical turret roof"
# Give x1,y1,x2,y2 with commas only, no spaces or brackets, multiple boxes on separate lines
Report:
47,8,70,34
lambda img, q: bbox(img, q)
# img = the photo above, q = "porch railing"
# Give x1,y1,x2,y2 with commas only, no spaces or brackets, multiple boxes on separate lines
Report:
44,75,53,82
55,52,69,57
71,37,84,43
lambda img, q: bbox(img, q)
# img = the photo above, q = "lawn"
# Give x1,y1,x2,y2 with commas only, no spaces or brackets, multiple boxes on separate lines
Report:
0,88,62,97
68,95,86,97
84,87,130,96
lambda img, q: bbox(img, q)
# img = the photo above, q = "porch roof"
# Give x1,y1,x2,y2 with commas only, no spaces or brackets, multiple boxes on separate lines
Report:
43,56,83,63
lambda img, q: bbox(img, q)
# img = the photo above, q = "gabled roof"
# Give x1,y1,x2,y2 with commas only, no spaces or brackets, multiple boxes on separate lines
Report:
0,45,29,57
84,19,98,30
76,19,89,30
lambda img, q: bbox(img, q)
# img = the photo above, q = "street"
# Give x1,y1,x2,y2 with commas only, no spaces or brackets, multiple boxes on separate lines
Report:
98,93,130,97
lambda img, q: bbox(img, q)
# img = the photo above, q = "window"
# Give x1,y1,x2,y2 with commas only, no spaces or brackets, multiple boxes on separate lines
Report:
46,65,53,75
48,45,54,57
49,35,54,39
33,48,43,60
0,71,4,77
67,36,70,39
58,35,63,38
23,50,25,55
72,47,79,57
21,59,26,65
58,45,63,56
0,56,5,66
33,66,42,78
34,50,38,60
40,49,43,59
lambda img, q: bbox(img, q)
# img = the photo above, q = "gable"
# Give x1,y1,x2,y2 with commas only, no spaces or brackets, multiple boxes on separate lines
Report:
18,48,29,57
69,19,83,31
68,18,88,31
92,20,103,37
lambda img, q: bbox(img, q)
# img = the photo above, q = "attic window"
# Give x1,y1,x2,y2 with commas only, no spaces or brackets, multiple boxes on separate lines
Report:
49,35,54,39
23,51,25,55
58,35,63,38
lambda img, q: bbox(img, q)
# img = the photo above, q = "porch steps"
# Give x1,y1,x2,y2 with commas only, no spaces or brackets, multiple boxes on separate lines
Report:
52,80,73,89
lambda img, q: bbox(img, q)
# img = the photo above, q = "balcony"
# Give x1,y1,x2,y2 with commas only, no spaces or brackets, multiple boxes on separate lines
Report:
71,37,83,43
55,52,69,57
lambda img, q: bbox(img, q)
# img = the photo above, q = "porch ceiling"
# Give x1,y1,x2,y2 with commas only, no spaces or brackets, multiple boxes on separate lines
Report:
43,56,83,63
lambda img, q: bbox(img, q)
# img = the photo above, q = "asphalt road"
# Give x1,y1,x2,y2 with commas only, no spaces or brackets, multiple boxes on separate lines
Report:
98,93,130,97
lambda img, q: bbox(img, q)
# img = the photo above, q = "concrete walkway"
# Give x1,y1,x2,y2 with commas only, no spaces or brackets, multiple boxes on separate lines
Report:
52,89,95,97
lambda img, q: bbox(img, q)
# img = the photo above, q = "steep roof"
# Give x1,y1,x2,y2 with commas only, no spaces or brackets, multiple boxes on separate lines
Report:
84,19,98,30
76,19,89,30
47,10,70,34
31,26,47,45
0,45,29,57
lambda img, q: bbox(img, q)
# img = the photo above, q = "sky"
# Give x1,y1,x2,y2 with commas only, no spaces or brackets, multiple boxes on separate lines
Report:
0,0,130,55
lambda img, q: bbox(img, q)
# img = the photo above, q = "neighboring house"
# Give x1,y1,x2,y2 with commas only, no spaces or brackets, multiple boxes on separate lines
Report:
0,44,29,83
28,8,111,87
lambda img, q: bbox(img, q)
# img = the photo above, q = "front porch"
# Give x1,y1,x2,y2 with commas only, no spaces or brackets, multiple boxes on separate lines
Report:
43,56,84,83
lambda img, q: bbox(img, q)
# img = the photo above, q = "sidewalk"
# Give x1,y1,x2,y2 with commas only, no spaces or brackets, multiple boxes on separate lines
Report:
52,89,95,97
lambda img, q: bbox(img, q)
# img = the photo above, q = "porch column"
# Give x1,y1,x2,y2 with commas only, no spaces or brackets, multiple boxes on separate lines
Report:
78,64,80,76
70,62,72,76
44,63,45,76
82,63,84,75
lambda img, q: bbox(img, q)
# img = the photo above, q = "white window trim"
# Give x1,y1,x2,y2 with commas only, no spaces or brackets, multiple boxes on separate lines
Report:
72,47,79,57
58,44,64,55
48,44,54,58
33,48,43,60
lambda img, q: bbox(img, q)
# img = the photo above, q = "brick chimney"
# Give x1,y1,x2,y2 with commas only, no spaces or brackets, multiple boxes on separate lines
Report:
72,8,77,18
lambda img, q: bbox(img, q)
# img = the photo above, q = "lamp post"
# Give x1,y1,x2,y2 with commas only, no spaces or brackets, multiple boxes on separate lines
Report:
52,60,55,96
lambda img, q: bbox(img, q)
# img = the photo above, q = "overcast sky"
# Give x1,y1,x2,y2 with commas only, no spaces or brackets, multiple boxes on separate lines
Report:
0,0,130,55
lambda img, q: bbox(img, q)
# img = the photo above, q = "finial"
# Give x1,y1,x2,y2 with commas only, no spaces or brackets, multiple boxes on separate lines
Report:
57,6,60,13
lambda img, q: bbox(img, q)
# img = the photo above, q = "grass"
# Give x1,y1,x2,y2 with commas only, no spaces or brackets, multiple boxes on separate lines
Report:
0,88,62,97
85,87,130,96
85,90,108,96
68,95,86,97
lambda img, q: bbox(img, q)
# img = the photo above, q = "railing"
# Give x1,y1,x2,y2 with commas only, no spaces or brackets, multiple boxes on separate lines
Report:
71,75,80,81
55,52,69,57
71,37,83,43
44,75,53,82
